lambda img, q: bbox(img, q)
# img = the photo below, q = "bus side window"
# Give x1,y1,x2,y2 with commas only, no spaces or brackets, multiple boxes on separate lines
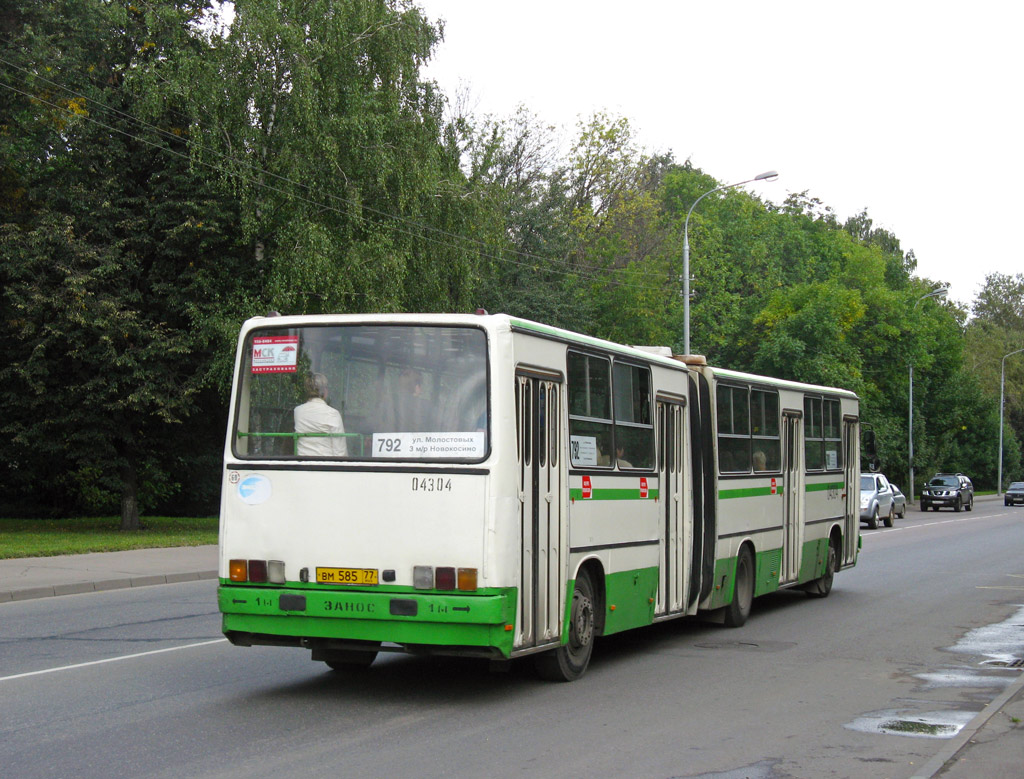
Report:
717,384,751,473
567,352,612,468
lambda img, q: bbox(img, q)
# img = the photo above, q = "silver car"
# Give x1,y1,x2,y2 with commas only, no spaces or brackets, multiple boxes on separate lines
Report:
889,482,907,518
860,472,897,528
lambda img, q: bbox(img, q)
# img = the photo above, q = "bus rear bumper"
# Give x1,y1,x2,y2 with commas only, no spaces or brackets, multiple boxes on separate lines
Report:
218,584,518,659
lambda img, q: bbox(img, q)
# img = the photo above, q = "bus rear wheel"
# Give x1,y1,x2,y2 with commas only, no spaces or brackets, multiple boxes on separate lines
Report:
536,570,596,682
724,548,754,628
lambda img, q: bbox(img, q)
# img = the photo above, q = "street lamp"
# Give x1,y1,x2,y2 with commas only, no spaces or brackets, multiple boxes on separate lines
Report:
682,170,779,355
998,347,1024,494
908,284,949,504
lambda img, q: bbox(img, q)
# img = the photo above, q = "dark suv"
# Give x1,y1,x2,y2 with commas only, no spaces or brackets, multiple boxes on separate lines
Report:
920,473,974,512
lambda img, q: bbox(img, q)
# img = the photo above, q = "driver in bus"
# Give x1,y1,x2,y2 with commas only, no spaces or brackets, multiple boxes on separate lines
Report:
294,372,347,456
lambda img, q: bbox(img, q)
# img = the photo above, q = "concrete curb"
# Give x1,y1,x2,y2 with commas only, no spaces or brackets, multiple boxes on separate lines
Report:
910,669,1024,778
2,569,219,603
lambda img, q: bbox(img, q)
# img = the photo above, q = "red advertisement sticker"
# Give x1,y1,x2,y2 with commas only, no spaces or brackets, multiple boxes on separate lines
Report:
251,336,299,374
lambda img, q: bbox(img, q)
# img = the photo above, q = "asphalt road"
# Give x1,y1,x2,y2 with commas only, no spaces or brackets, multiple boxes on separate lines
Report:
2,501,1022,779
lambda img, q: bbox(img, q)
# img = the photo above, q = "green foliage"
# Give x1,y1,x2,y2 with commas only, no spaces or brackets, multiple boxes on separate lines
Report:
0,0,243,524
0,0,1015,521
187,0,476,316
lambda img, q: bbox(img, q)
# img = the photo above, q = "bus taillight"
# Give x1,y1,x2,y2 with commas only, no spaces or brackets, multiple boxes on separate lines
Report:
229,559,248,582
436,567,456,590
229,558,284,583
248,559,268,583
413,566,478,591
457,568,478,591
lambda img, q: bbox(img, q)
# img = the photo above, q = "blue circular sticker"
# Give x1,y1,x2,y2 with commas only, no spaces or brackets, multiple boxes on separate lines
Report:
237,474,272,505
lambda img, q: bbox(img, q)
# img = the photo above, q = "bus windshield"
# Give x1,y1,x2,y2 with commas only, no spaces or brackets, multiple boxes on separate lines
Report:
233,324,488,461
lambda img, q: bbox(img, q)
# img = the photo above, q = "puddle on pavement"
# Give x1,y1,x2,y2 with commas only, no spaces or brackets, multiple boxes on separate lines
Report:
846,603,1024,739
846,709,976,739
946,603,1024,664
914,668,1014,689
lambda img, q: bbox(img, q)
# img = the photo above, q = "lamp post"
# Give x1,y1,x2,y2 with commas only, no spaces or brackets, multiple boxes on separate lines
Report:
682,170,778,355
998,347,1024,494
908,285,949,504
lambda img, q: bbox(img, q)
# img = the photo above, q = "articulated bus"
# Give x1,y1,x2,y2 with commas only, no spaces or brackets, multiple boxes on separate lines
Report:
218,313,859,681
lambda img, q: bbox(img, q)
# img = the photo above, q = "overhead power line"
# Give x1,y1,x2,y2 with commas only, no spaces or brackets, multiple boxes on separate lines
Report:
0,54,678,294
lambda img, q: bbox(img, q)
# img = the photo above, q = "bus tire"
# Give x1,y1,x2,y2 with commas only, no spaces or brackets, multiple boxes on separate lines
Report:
806,537,838,598
323,643,380,671
724,547,754,628
535,570,596,682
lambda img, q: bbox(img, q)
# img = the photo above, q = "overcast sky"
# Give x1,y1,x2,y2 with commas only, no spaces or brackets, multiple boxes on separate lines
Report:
416,0,1023,309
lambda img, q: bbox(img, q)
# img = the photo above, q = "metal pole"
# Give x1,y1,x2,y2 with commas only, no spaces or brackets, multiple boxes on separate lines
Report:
909,363,914,505
908,285,948,505
998,347,1024,494
1000,358,1005,495
682,171,777,355
682,232,690,355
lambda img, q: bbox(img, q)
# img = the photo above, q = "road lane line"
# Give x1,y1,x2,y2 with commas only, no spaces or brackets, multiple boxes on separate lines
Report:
0,638,227,682
861,511,1013,536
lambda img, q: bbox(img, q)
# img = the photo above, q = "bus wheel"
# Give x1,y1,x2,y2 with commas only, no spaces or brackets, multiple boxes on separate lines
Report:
806,538,838,598
536,570,596,682
323,642,380,671
724,548,754,628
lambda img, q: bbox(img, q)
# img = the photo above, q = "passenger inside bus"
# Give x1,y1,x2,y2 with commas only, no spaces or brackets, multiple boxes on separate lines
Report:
616,445,633,469
294,372,347,456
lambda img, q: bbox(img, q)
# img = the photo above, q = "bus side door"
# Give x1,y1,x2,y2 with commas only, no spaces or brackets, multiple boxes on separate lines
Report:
515,371,565,650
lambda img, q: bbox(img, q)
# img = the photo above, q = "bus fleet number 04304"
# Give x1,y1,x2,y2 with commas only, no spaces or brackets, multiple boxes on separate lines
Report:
411,477,453,492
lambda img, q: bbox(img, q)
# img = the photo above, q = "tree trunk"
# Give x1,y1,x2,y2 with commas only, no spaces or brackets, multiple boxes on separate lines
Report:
120,461,140,531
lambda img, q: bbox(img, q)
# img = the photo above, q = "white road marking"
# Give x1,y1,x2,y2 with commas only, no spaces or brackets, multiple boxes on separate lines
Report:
0,638,228,682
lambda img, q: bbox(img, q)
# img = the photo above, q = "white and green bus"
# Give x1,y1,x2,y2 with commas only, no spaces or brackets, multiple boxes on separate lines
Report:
219,313,859,681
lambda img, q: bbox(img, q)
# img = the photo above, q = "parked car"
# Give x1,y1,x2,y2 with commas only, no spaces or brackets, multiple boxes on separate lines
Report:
889,482,907,519
920,473,974,512
1005,482,1024,507
861,472,897,528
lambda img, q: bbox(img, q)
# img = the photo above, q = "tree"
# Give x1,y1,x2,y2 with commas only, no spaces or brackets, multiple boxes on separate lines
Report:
0,0,244,525
187,0,477,317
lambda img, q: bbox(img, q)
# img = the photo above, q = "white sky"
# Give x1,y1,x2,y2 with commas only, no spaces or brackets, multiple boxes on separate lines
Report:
417,0,1023,309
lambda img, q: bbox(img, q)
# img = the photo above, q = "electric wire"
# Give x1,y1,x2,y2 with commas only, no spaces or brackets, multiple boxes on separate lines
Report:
0,44,680,293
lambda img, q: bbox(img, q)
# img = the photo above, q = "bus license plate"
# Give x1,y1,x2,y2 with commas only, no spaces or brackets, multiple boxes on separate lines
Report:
315,567,378,585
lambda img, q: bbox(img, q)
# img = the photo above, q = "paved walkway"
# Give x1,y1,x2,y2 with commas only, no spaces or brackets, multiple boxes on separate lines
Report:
0,544,217,602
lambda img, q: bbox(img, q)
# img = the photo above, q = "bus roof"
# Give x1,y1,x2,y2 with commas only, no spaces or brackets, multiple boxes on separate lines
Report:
240,313,692,372
700,365,858,400
238,313,855,398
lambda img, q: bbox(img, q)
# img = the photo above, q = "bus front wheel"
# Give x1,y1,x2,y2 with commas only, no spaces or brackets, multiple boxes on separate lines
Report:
536,570,596,682
724,548,754,628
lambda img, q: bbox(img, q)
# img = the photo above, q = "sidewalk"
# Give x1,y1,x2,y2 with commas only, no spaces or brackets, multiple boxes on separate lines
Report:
0,545,218,602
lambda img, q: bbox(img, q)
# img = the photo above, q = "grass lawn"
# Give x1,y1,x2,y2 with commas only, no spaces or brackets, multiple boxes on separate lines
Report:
0,516,218,559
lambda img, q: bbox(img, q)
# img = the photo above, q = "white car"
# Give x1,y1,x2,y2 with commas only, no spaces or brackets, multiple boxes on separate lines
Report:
860,472,897,528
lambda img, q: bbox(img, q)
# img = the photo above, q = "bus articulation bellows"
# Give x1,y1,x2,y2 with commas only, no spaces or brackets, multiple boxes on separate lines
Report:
218,313,860,681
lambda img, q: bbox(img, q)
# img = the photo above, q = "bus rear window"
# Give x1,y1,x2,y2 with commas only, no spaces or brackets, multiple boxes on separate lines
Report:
233,325,488,461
